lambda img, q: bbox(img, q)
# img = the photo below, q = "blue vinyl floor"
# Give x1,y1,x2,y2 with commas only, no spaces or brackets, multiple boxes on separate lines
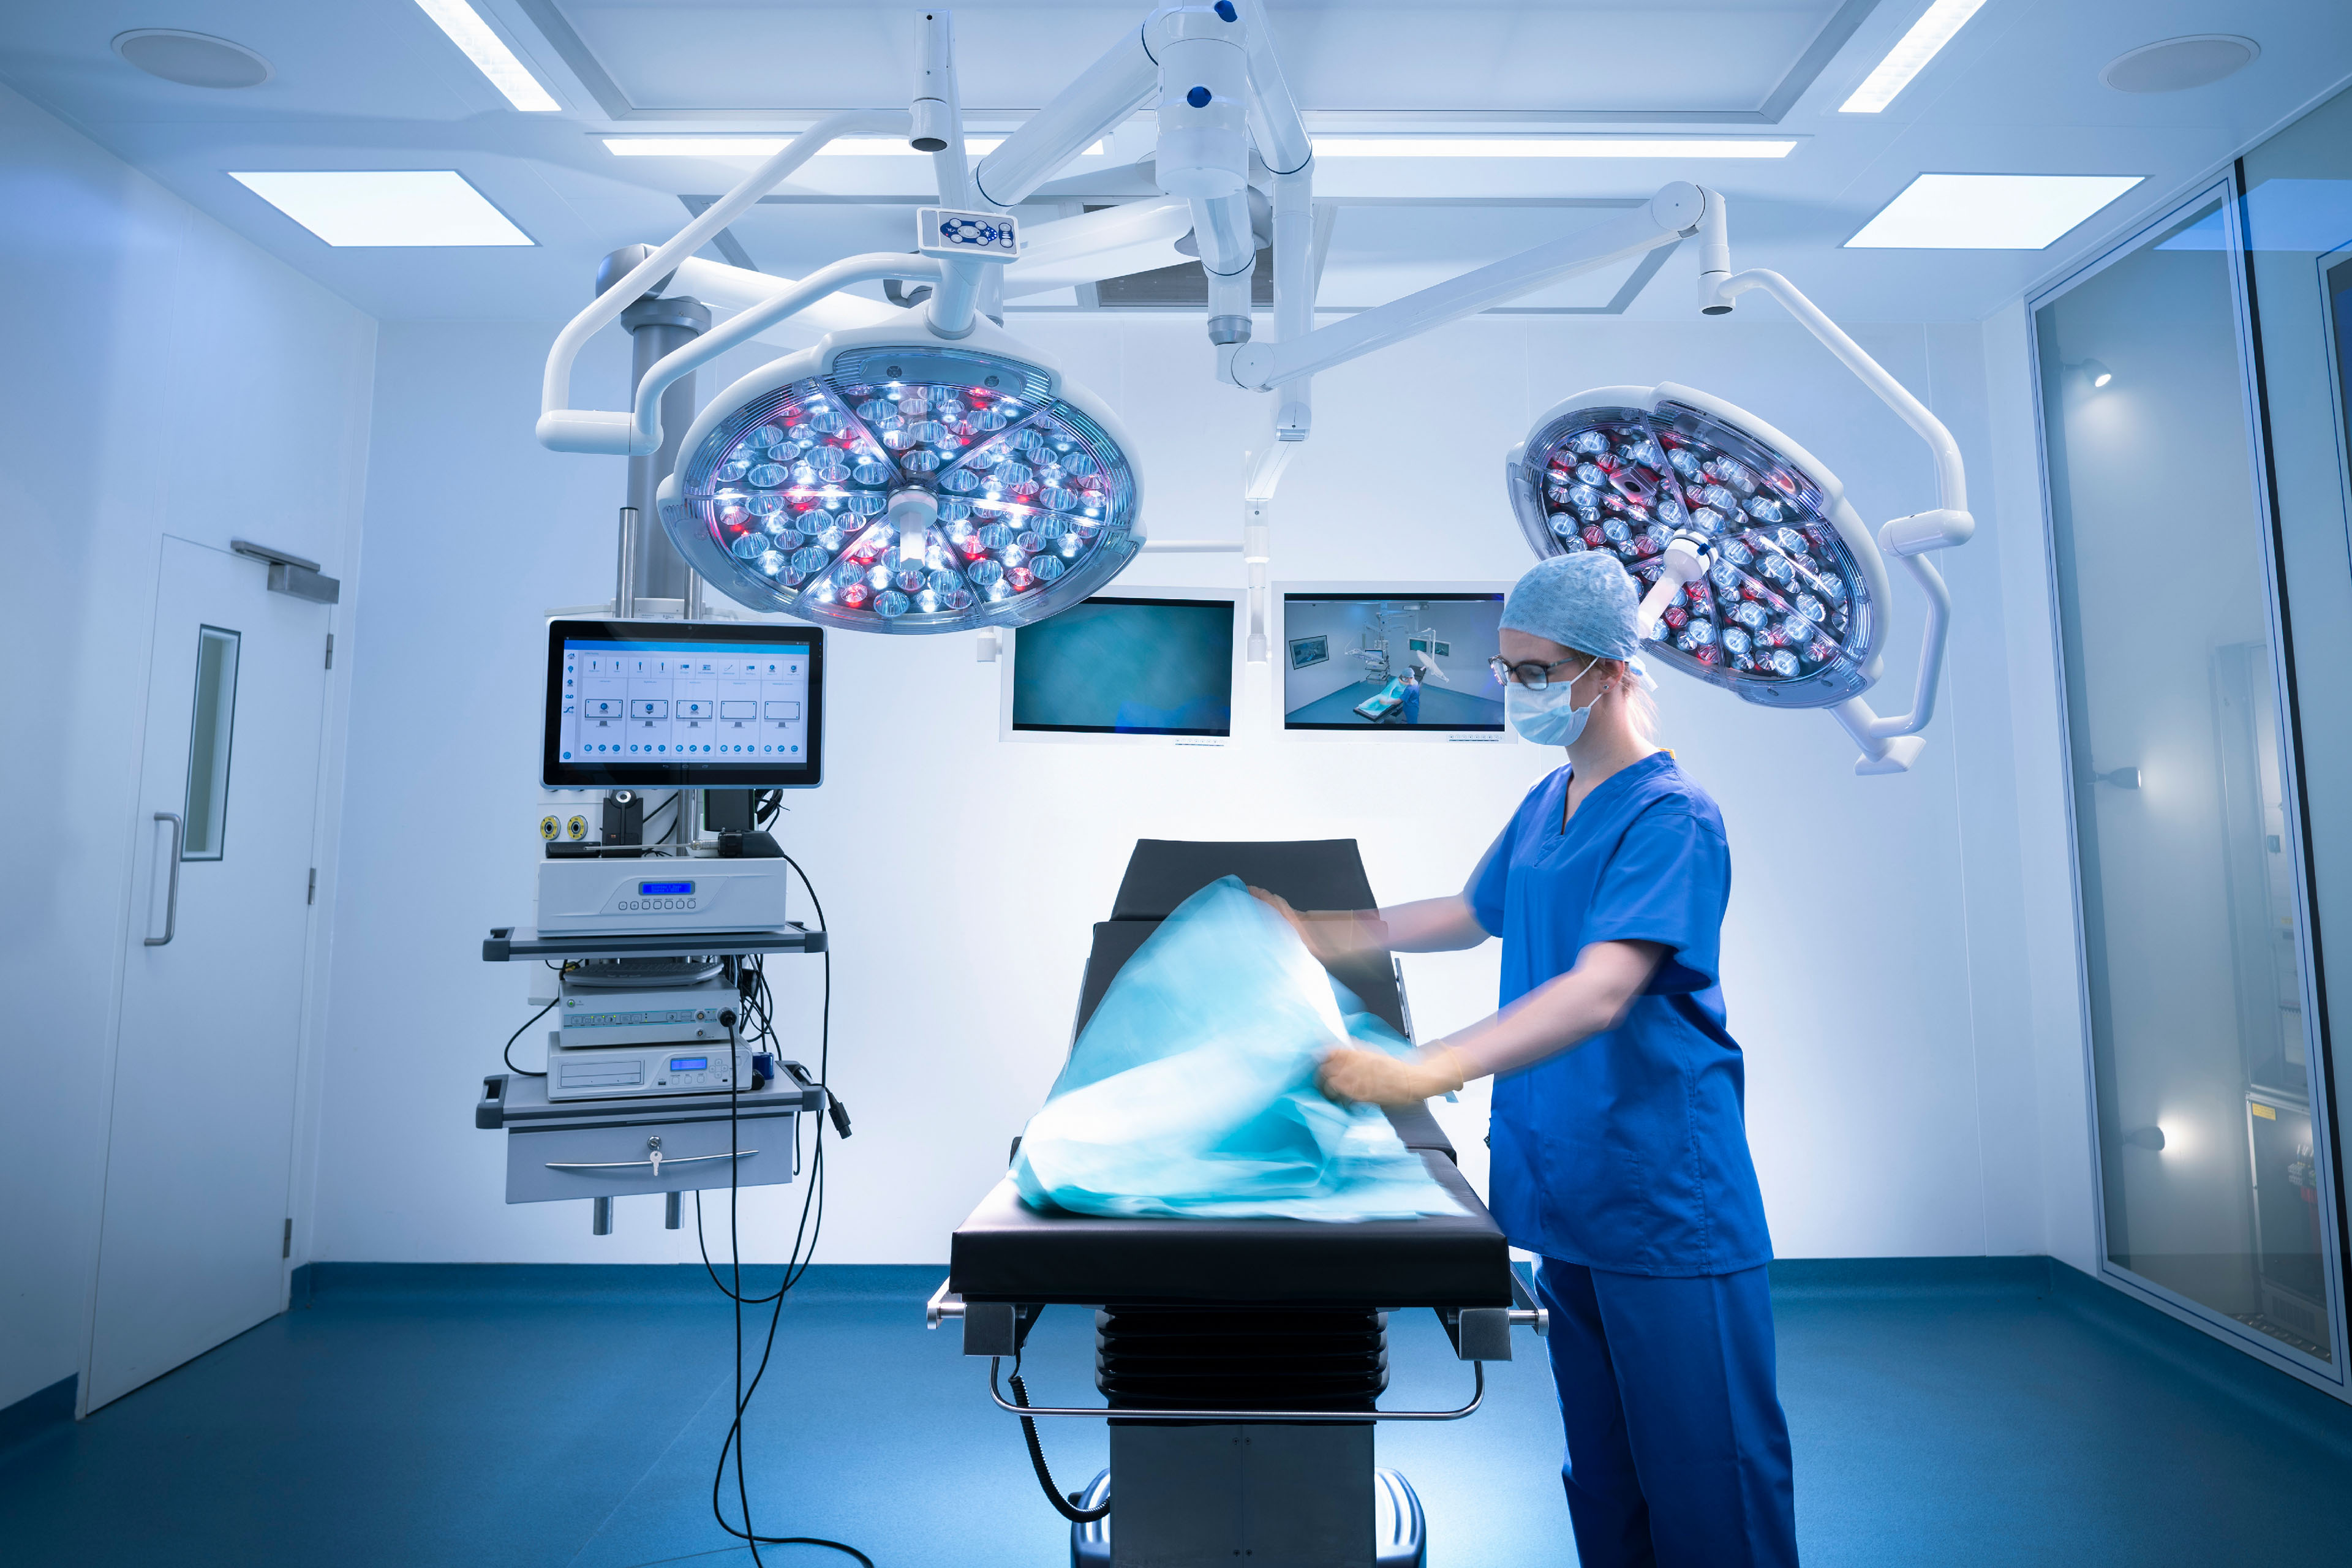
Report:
4,1258,2349,1567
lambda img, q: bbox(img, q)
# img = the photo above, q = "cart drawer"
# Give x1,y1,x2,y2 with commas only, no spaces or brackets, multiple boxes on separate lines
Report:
506,1109,798,1203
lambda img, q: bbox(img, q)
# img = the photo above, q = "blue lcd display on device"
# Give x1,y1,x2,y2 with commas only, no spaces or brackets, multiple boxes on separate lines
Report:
639,881,693,895
668,1057,710,1072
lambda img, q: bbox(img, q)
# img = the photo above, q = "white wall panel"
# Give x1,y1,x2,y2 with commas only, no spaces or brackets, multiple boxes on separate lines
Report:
316,305,2054,1270
0,83,374,1412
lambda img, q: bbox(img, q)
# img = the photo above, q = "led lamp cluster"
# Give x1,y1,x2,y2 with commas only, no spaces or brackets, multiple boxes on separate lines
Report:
661,324,1142,634
1507,385,1889,709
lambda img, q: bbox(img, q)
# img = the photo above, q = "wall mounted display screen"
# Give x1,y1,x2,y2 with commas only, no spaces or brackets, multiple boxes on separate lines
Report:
1280,591,1507,733
543,619,825,788
1009,595,1236,738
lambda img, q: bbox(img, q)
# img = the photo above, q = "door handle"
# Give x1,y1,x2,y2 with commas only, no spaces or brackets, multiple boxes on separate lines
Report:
145,812,184,946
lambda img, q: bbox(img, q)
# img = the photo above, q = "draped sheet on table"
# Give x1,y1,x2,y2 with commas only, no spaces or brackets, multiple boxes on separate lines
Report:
1011,876,1462,1222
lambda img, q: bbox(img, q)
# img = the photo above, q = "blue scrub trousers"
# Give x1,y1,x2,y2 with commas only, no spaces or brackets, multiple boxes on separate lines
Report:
1535,1258,1798,1568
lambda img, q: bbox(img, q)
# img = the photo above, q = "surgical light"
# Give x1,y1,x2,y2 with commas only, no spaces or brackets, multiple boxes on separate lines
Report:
1508,384,1890,710
657,318,1143,635
412,0,560,111
1838,0,1989,113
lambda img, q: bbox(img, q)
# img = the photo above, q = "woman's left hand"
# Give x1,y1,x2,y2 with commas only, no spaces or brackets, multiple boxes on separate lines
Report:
1317,1047,1463,1107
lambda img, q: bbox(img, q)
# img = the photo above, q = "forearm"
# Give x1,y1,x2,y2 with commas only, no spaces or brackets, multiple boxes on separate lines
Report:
1374,895,1490,953
1425,940,1665,1080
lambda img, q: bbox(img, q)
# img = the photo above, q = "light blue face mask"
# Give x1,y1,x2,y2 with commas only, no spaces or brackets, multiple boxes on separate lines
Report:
1504,655,1600,747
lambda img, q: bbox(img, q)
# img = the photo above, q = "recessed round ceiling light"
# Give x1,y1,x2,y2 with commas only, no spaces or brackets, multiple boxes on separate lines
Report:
113,29,273,89
2100,35,2258,94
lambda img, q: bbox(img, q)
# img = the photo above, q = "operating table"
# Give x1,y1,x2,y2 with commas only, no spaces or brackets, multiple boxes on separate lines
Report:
929,839,1545,1568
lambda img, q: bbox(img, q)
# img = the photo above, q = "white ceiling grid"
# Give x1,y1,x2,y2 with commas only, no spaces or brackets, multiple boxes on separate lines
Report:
0,0,2346,324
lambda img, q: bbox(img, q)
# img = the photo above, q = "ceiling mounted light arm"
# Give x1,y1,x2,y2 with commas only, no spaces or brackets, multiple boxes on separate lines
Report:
998,198,1194,298
1227,184,1712,392
667,256,900,341
1705,265,1973,766
913,10,973,207
1238,428,1294,663
538,108,913,453
1232,0,1310,178
1193,189,1258,342
623,254,948,456
973,21,1160,208
1267,166,1314,437
913,9,986,338
1152,4,1258,352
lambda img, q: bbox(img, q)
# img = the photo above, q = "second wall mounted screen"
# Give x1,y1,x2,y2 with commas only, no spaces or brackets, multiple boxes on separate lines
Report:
1281,592,1507,733
1011,596,1236,737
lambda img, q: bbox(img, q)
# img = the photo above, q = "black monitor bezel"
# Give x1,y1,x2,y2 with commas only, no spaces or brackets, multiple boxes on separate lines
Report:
543,618,826,789
1009,595,1238,737
1279,590,1507,733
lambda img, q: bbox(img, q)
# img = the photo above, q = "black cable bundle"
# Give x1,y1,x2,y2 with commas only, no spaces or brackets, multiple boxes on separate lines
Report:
695,852,869,1568
1007,1355,1110,1523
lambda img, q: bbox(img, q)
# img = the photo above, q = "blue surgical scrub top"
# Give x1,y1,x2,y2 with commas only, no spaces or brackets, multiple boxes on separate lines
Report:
1467,753,1771,1276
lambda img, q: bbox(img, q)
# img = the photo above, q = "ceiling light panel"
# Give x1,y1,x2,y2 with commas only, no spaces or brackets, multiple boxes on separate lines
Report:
1311,137,1796,159
1839,0,1989,113
599,136,1102,158
1845,173,2144,249
414,0,560,111
229,171,535,247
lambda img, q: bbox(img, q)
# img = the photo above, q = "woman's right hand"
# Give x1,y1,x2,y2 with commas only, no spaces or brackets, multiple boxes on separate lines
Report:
1248,886,1379,967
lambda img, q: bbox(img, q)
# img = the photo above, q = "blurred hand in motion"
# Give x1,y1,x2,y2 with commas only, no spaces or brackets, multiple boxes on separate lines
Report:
1317,1046,1464,1107
1248,886,1385,968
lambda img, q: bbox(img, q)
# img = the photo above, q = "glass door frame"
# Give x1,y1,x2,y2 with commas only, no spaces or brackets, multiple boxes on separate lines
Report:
2029,173,2351,1391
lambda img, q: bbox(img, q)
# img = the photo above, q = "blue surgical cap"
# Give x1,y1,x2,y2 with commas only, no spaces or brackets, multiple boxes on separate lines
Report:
1499,551,1642,661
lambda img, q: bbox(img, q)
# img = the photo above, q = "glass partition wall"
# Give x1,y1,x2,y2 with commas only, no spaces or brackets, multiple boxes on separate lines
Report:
2037,176,2348,1384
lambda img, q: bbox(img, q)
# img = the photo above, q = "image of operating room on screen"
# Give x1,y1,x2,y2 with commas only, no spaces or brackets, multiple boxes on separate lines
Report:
1011,596,1235,736
1281,594,1507,731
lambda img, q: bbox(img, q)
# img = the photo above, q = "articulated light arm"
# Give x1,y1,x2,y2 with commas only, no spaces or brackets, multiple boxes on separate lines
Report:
1000,198,1194,296
537,109,913,454
973,22,1159,208
1704,255,1975,771
621,254,946,457
1238,432,1293,663
1226,185,1711,392
1234,0,1311,178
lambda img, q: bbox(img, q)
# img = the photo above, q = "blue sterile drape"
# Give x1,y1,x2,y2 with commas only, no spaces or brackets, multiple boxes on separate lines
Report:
1011,876,1461,1221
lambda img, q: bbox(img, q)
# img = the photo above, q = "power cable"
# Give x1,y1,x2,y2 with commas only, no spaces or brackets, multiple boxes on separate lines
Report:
697,853,864,1567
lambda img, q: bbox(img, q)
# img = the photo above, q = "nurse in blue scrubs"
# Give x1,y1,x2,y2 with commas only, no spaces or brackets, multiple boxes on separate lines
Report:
1272,551,1798,1568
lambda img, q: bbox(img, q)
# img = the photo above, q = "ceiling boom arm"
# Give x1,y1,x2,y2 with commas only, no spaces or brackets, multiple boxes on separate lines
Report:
1223,184,1713,393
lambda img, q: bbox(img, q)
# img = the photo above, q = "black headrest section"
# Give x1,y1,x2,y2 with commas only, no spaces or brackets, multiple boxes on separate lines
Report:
1074,921,1160,1041
1112,839,1379,921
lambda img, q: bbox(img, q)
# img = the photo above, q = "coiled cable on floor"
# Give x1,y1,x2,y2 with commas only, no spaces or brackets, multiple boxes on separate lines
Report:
1008,1355,1111,1524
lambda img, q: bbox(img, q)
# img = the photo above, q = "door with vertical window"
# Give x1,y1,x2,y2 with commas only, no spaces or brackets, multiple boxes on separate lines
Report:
86,536,331,1410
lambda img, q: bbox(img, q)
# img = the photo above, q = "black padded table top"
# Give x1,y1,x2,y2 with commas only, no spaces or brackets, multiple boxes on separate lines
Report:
1113,839,1379,920
949,1152,1510,1310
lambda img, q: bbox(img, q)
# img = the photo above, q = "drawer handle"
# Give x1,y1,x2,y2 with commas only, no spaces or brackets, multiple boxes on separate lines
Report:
545,1148,756,1172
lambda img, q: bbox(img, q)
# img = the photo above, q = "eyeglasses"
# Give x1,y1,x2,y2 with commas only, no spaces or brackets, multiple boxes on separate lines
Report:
1488,654,1593,692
